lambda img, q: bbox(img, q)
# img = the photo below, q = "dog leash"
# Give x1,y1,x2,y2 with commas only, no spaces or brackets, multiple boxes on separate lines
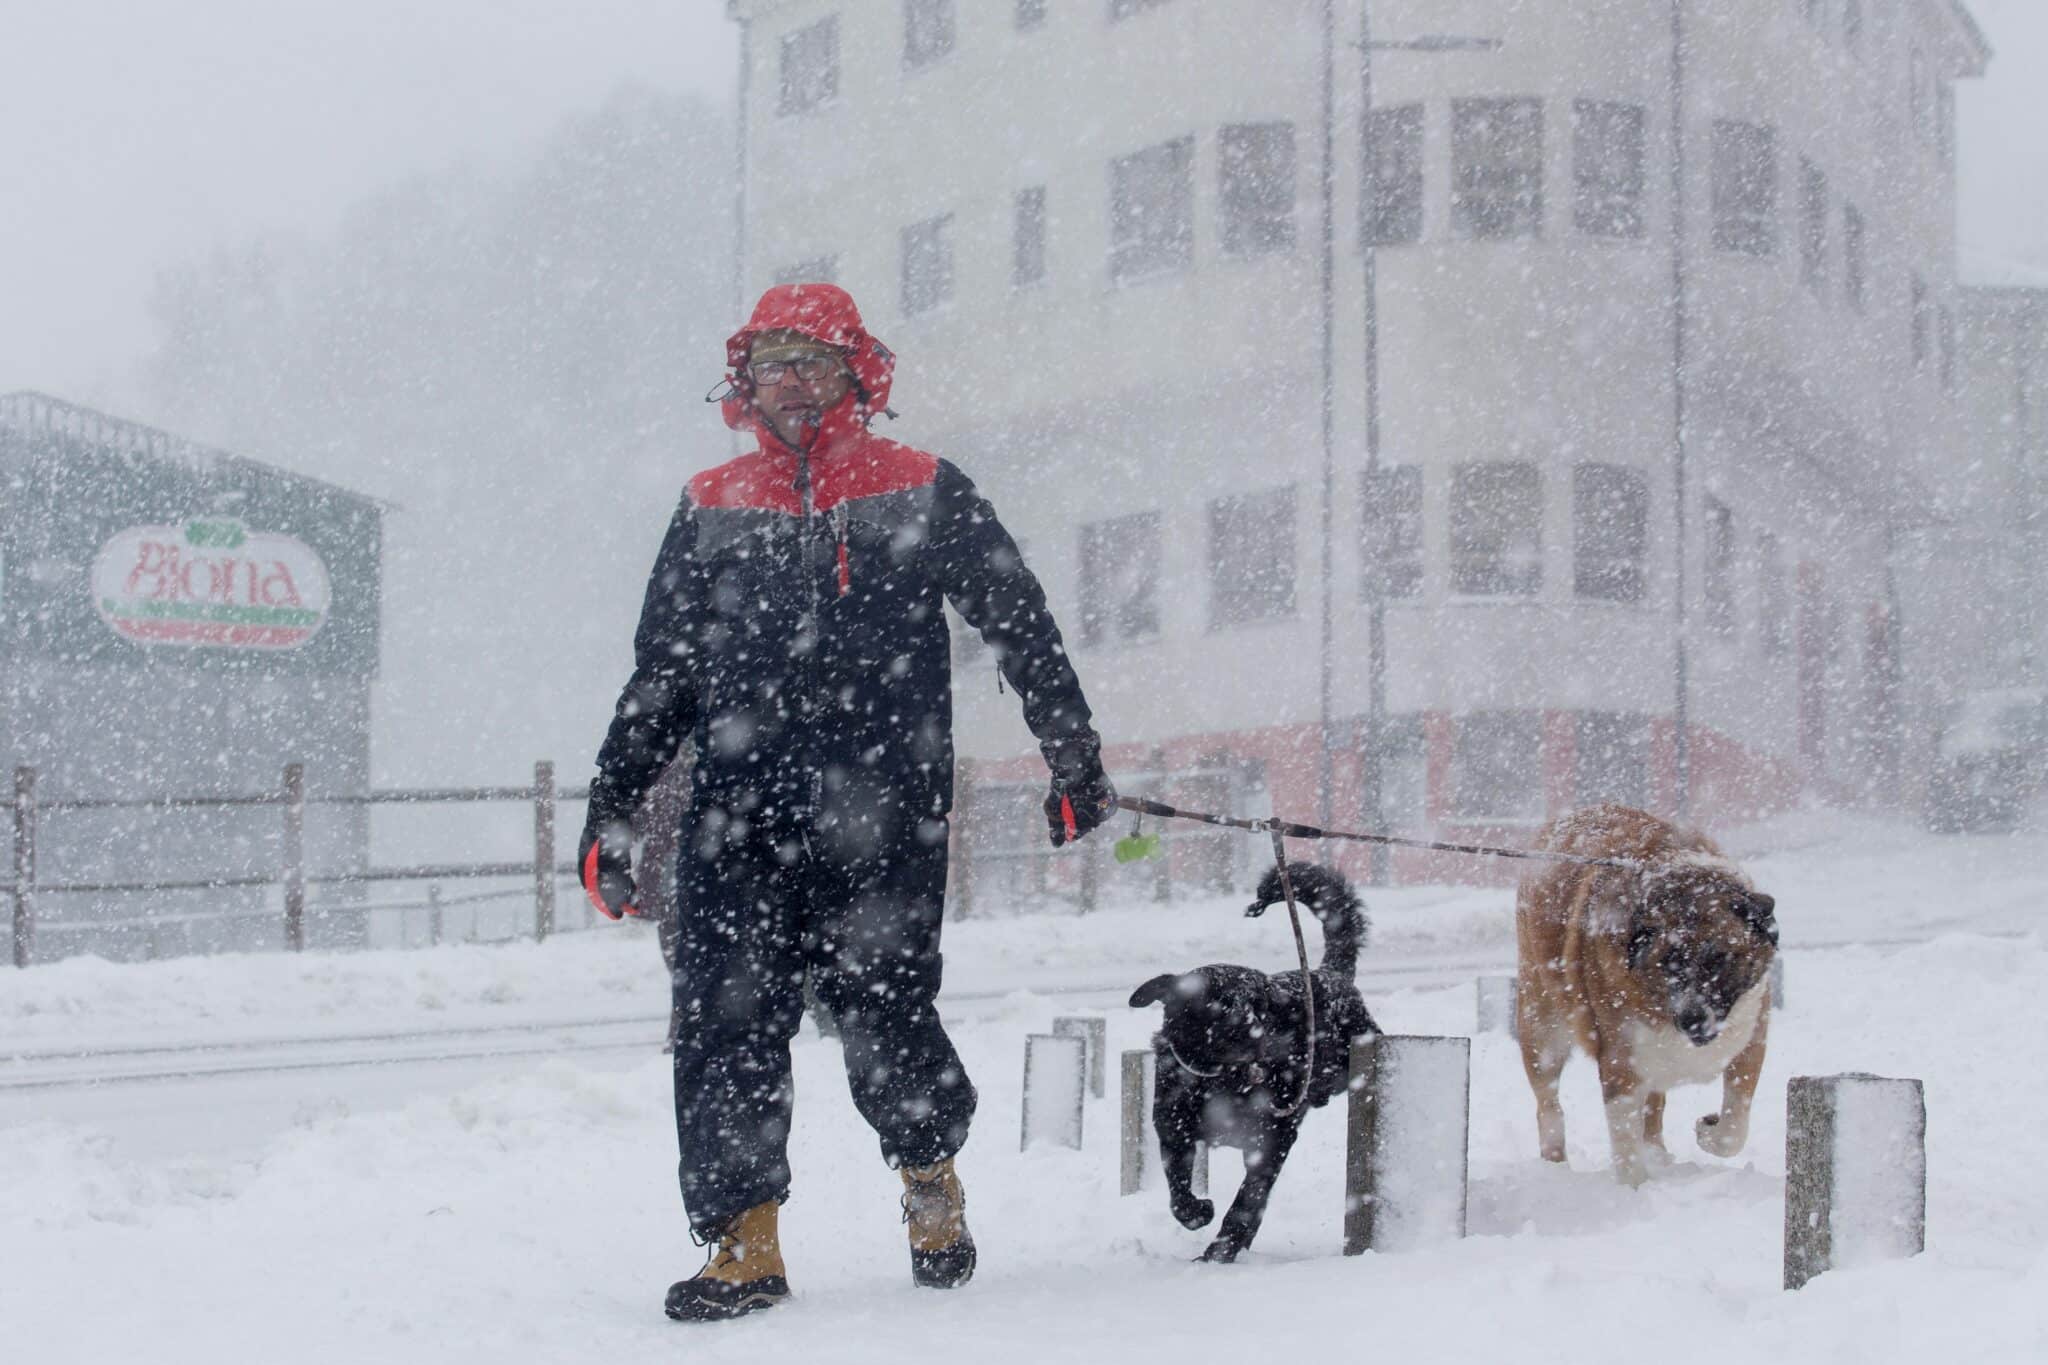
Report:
1113,796,1638,871
1265,833,1318,1120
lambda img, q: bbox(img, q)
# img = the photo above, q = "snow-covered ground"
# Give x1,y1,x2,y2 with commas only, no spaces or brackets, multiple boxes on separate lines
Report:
4,808,2044,1363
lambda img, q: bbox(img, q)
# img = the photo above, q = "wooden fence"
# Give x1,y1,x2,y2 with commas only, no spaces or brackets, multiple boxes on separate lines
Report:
6,762,588,968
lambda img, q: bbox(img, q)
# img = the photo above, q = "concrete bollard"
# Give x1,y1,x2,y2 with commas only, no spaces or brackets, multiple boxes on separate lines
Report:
1119,1049,1155,1195
1475,975,1518,1037
1054,1015,1108,1099
1344,1035,1471,1255
1784,1073,1926,1290
1021,1033,1087,1150
1120,1047,1206,1197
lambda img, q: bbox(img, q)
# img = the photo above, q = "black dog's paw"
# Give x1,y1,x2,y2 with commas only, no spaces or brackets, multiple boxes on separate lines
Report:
1196,1239,1242,1264
1171,1194,1215,1230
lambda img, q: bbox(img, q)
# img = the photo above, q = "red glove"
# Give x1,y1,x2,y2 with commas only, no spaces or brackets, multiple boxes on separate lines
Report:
577,818,640,920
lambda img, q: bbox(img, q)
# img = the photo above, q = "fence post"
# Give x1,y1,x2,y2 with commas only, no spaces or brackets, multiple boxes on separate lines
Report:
282,763,305,952
533,760,556,941
427,884,445,946
12,767,35,968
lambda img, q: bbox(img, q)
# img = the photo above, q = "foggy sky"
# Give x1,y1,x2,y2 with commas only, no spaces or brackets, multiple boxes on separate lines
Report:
0,1,2040,412
0,0,734,408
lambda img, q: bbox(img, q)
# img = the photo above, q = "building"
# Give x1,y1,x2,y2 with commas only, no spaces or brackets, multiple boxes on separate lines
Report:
1,393,384,960
727,0,1990,891
1954,280,2048,685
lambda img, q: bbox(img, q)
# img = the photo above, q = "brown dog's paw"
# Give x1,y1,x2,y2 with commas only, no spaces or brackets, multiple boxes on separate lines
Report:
1695,1112,1748,1157
1171,1194,1214,1230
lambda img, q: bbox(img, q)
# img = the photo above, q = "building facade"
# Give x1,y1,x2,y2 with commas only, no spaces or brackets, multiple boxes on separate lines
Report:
728,0,1989,891
2,393,384,960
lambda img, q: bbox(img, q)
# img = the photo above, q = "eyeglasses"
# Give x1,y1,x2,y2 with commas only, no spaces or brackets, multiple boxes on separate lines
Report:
746,354,843,386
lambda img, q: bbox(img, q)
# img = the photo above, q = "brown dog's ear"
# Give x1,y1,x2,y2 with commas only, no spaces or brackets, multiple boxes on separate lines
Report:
1130,973,1181,1009
1735,891,1778,947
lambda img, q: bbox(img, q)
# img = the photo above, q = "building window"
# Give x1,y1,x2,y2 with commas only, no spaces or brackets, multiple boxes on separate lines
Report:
1451,462,1542,597
1799,158,1829,293
1843,203,1866,311
1361,466,1423,601
779,17,839,116
1573,463,1647,603
1758,531,1790,656
1911,273,1930,371
1704,496,1736,636
1576,712,1650,809
773,256,838,286
1079,512,1161,647
1711,120,1777,256
1367,715,1426,829
1452,97,1544,240
1451,711,1545,822
1364,103,1424,246
1219,122,1297,258
1110,135,1195,283
900,214,954,317
904,0,955,69
1572,99,1645,240
1013,186,1047,287
1111,0,1171,18
1017,0,1047,32
1208,487,1296,628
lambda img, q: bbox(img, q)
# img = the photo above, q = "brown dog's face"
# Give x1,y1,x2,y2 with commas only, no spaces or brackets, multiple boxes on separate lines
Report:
1626,868,1778,1045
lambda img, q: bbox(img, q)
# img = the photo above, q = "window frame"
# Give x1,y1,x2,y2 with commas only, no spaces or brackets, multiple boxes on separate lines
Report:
1572,462,1648,604
1710,119,1779,258
899,213,955,318
1451,97,1546,241
903,0,955,71
1449,710,1546,823
777,16,840,117
1206,486,1299,630
1571,98,1647,241
1078,511,1163,648
1363,103,1425,247
1109,135,1196,284
1361,465,1424,601
1450,461,1543,598
1218,121,1299,260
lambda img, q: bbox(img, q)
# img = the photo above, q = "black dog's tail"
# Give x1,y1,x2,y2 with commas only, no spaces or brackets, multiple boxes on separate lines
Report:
1247,862,1368,980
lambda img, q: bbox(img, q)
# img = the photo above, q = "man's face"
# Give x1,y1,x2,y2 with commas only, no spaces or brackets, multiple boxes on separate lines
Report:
748,341,853,447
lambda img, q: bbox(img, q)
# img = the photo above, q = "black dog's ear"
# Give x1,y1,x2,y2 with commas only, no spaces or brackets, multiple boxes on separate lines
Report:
1735,891,1778,947
1627,912,1660,970
1130,973,1181,1009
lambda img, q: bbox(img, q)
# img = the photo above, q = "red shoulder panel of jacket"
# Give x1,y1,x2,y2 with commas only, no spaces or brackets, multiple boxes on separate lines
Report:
686,437,937,516
687,452,803,515
812,438,938,512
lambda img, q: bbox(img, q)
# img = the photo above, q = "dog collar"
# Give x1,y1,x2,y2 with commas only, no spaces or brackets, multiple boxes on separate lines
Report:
1162,1037,1223,1078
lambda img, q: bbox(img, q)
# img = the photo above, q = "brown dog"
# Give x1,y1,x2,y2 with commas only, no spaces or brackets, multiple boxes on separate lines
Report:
1515,805,1778,1185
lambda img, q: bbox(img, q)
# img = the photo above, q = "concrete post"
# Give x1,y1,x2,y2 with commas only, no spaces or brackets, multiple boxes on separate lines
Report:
1345,1034,1471,1255
1785,1073,1926,1290
1054,1015,1107,1099
1021,1033,1086,1150
533,760,556,941
1120,1048,1154,1195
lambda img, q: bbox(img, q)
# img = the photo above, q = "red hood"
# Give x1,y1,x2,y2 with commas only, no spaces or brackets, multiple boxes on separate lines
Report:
720,283,896,458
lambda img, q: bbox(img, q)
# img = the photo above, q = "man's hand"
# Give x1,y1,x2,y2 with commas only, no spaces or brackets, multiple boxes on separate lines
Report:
1044,736,1117,848
578,816,639,920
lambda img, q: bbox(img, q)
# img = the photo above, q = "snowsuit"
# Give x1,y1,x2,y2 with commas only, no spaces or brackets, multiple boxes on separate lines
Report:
586,284,1101,1236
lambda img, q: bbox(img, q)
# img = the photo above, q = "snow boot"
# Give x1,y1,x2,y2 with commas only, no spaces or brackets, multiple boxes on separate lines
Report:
901,1158,976,1289
664,1200,791,1322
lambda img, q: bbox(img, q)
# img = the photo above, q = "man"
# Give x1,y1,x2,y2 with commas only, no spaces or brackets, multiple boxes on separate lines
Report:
579,283,1116,1322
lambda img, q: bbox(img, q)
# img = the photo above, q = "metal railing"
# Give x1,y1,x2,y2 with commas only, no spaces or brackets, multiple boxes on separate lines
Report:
7,762,588,967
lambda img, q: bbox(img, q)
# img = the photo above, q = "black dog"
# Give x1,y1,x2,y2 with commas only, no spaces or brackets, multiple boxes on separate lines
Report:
1130,862,1378,1262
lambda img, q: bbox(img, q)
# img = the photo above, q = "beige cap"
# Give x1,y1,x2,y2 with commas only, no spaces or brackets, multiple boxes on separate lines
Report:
749,328,842,366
